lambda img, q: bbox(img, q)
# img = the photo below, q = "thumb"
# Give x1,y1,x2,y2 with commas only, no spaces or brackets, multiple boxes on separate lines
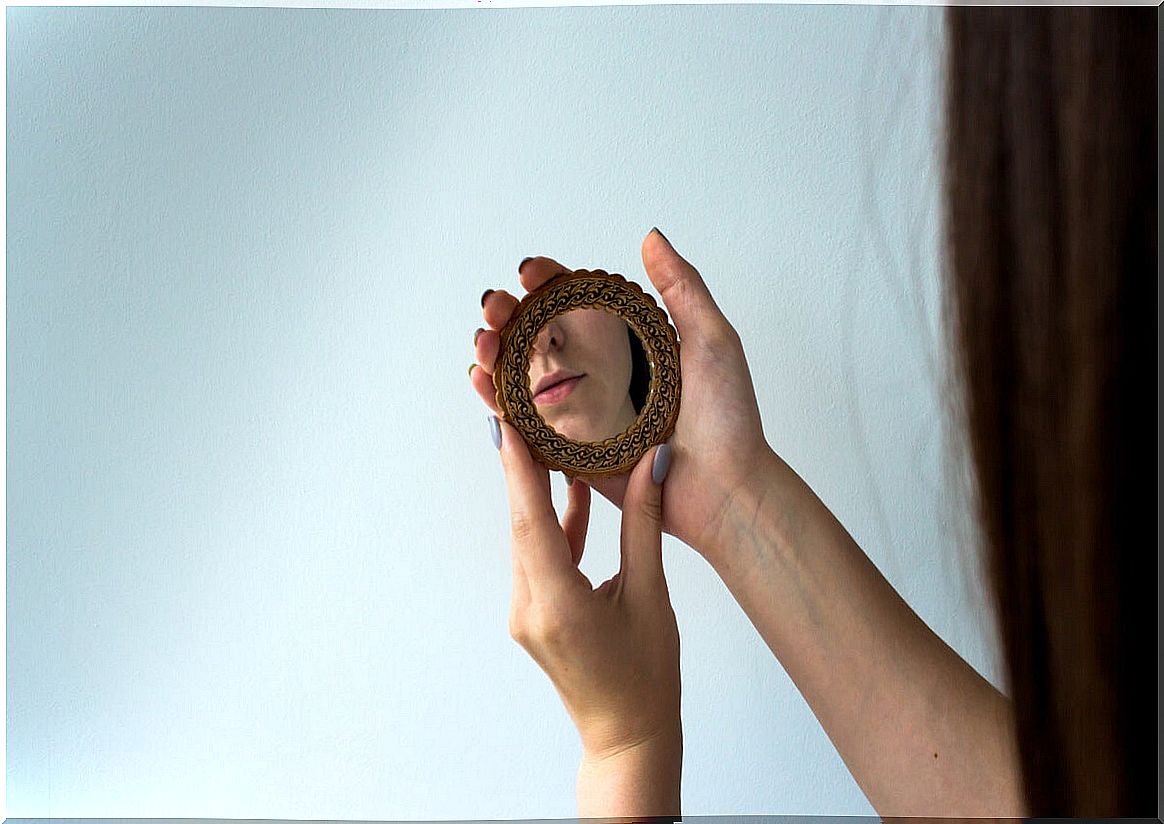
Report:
641,228,729,344
618,442,673,598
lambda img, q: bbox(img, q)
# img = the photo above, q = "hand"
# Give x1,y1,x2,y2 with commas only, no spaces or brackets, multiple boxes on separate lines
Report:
493,416,681,765
493,418,679,768
496,421,682,815
472,230,775,563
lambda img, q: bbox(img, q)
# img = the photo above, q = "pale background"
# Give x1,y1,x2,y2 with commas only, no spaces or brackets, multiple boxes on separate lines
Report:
6,4,1003,817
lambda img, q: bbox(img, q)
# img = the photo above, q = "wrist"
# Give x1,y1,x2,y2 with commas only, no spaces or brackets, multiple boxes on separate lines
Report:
577,727,683,817
706,446,804,573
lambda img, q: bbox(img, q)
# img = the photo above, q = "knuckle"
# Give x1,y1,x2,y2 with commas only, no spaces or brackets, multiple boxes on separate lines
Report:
640,491,664,525
527,604,569,648
508,612,528,645
510,513,538,544
699,324,742,363
710,320,742,349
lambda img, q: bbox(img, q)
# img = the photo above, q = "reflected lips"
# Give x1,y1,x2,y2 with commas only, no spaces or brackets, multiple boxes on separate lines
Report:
535,375,584,405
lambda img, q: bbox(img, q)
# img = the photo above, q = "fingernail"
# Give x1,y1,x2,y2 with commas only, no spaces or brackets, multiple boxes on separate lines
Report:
473,327,484,346
518,257,534,273
651,227,671,246
651,443,672,485
489,415,502,450
480,289,495,308
469,363,477,378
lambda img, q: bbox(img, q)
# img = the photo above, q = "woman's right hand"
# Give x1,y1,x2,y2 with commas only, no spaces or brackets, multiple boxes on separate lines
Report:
471,228,776,562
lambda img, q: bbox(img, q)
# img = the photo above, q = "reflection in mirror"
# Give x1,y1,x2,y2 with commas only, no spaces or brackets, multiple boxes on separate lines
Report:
526,307,651,443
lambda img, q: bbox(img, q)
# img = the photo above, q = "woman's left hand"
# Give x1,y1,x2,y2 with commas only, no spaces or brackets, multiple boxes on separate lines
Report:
492,416,682,812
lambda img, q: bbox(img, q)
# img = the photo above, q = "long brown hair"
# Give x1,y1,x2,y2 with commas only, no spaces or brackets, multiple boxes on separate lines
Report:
943,8,1156,815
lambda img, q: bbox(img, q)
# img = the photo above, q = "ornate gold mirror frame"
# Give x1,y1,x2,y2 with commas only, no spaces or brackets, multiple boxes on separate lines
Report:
493,268,681,477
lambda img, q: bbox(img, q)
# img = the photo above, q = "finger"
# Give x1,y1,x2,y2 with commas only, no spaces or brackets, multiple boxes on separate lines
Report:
581,469,678,543
641,229,730,344
561,478,591,567
511,540,531,613
495,417,576,595
469,364,502,415
618,443,672,599
584,471,628,513
483,289,520,330
518,256,573,294
580,463,678,541
509,544,533,652
474,327,500,372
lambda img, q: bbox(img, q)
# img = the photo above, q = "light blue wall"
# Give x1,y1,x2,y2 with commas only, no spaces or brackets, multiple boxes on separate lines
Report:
7,4,999,817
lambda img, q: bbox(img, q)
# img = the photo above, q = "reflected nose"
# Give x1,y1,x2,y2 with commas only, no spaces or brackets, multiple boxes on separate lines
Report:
531,319,564,354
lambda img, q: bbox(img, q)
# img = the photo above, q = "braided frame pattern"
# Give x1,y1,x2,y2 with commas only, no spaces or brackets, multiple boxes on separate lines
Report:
493,269,681,476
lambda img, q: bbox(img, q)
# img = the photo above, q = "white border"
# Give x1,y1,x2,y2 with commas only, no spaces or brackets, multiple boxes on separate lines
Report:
1,0,1156,819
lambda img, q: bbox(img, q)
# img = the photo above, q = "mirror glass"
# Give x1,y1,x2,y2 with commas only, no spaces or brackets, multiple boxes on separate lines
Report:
525,306,651,443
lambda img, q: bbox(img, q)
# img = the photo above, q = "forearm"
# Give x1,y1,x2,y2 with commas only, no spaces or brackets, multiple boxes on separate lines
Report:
709,450,1026,816
577,730,682,818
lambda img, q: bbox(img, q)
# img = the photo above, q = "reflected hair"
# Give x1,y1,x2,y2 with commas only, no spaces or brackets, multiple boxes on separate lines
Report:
627,325,650,415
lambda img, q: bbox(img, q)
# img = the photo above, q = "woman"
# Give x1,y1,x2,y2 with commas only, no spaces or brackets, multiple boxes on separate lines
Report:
526,308,649,443
467,7,1155,817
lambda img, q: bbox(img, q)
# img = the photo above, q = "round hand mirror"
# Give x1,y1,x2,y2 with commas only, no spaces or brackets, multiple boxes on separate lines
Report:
493,268,681,478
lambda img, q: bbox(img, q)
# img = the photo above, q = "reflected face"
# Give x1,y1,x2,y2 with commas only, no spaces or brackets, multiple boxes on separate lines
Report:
527,307,641,442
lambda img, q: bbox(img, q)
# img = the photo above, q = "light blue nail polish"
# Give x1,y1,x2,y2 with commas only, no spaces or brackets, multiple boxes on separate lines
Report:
652,443,672,484
489,416,501,450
